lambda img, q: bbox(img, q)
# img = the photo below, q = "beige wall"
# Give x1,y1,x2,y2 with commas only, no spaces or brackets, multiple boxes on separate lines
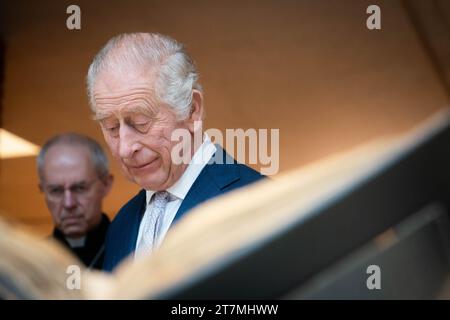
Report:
1,0,449,236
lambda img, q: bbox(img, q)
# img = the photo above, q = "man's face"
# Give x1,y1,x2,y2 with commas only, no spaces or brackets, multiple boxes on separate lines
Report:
40,144,111,238
93,71,195,191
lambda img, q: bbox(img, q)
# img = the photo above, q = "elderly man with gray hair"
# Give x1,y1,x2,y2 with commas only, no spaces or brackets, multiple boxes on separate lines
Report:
87,33,265,272
38,133,113,270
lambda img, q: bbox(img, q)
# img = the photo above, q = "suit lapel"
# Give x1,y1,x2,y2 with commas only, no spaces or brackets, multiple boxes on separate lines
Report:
124,190,147,255
174,146,240,223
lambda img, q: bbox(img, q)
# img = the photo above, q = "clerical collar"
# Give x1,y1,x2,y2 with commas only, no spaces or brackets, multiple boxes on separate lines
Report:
65,236,86,248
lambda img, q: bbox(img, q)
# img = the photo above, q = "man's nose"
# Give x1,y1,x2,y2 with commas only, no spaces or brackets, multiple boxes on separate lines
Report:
63,190,76,209
118,125,141,159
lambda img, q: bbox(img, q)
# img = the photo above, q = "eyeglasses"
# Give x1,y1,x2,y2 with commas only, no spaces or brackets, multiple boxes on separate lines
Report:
42,179,101,202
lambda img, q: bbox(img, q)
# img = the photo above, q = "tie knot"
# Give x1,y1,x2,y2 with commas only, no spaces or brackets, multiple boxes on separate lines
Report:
153,190,171,204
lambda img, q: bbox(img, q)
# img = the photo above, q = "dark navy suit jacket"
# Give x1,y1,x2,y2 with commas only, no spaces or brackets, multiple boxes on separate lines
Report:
103,146,265,272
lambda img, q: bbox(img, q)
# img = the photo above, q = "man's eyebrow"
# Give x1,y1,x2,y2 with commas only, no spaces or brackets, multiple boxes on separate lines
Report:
71,181,90,187
93,113,114,121
93,105,156,121
125,109,158,120
46,184,63,189
46,180,89,188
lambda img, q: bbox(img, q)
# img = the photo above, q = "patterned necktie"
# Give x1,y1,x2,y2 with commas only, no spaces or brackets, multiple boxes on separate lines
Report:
137,191,171,256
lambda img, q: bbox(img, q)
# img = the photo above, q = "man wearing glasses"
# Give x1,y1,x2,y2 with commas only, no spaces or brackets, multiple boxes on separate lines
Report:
37,133,114,269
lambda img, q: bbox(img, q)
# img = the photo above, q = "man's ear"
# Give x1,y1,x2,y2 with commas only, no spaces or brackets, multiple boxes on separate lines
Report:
187,90,204,133
102,174,114,197
38,183,43,192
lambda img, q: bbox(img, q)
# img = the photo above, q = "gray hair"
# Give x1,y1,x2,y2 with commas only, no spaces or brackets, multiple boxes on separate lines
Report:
86,33,202,120
37,133,110,181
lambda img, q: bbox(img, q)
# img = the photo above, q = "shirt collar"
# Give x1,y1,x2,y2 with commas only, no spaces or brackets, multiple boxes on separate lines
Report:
65,236,86,248
146,134,217,205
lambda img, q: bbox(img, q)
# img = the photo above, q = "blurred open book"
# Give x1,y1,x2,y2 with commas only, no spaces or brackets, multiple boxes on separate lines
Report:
1,109,450,299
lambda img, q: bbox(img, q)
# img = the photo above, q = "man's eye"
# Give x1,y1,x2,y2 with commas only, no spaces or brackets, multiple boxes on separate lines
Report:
100,119,119,132
107,126,119,132
72,185,88,193
49,188,64,195
104,124,120,136
132,122,150,132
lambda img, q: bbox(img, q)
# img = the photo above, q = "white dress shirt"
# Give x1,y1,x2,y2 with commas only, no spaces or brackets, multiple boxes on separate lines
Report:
135,134,217,256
